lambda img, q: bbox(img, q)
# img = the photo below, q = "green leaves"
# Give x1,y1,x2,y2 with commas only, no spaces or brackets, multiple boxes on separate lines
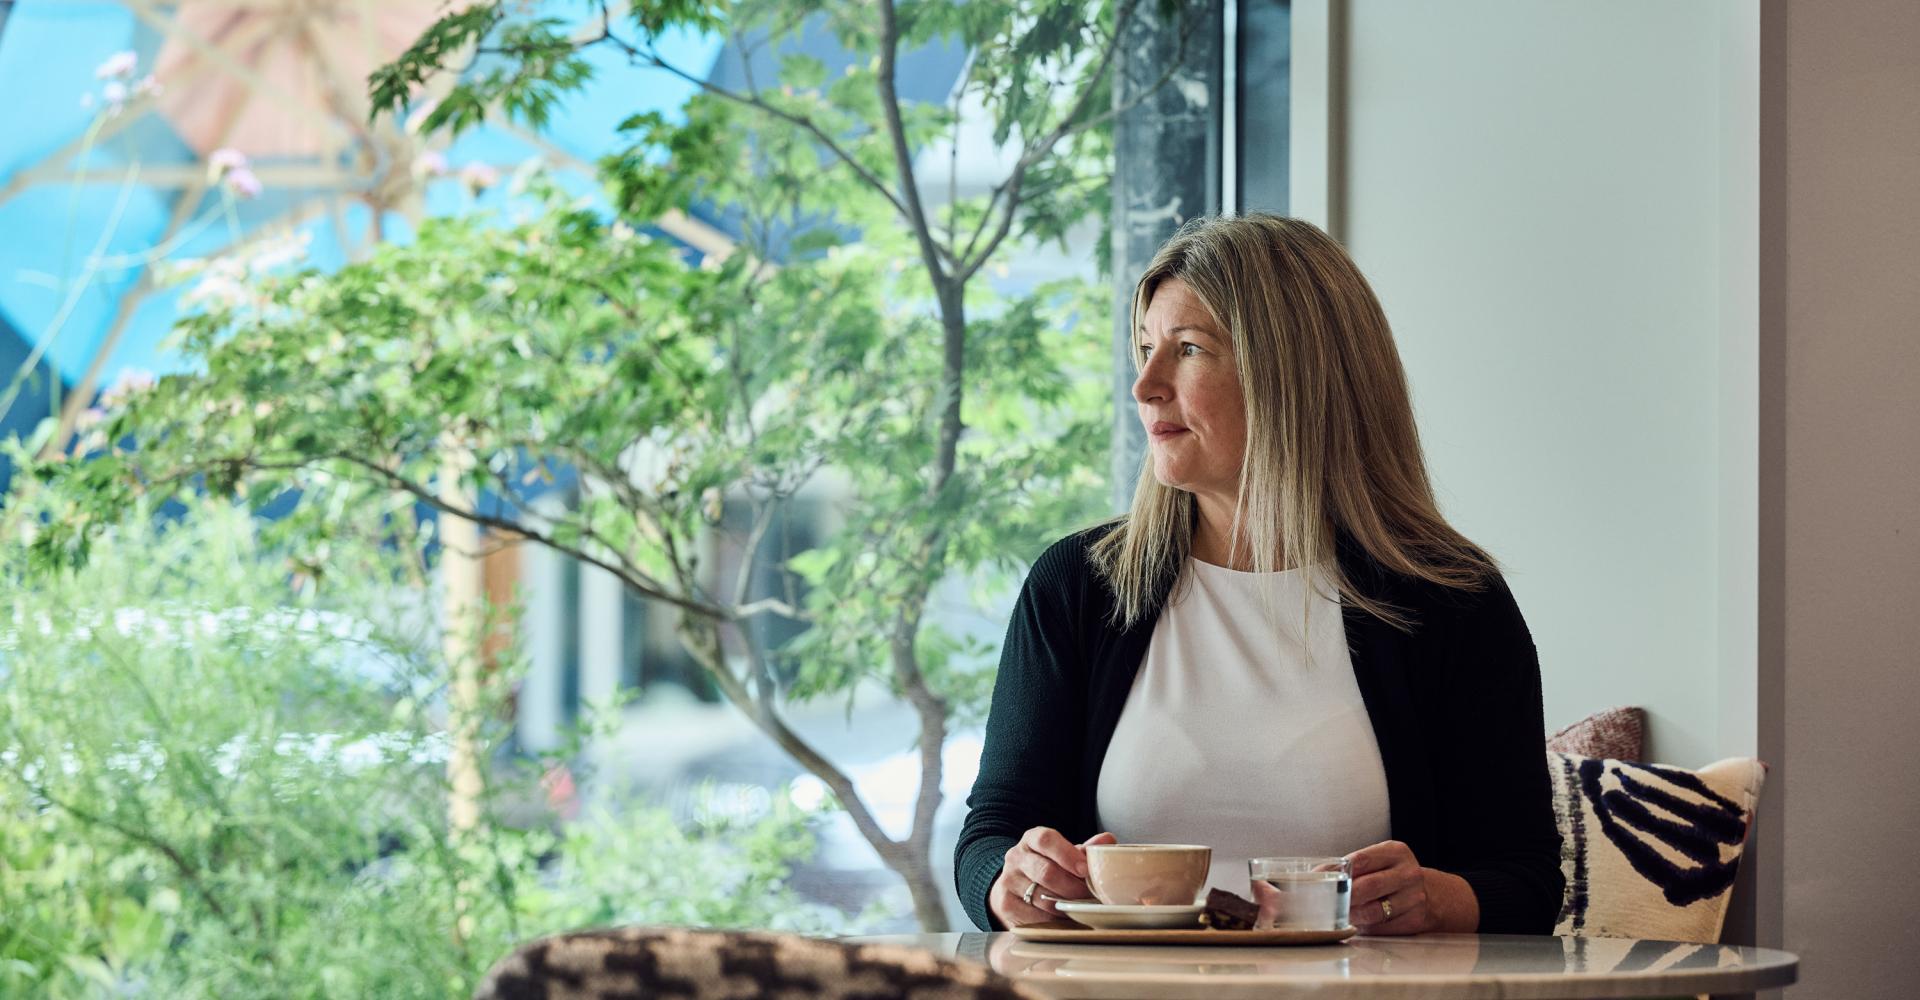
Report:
17,178,979,633
1,498,438,993
604,108,732,219
485,19,599,131
369,4,592,137
0,495,847,994
368,4,505,122
631,0,732,36
524,791,842,934
780,53,830,91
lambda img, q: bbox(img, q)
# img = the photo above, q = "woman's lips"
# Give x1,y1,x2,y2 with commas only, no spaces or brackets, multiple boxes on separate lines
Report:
1148,421,1188,439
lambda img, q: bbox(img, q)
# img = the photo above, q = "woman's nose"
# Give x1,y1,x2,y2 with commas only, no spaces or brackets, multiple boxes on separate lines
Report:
1133,356,1170,403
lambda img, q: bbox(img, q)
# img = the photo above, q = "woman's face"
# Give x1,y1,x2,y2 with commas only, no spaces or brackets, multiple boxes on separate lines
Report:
1133,277,1247,500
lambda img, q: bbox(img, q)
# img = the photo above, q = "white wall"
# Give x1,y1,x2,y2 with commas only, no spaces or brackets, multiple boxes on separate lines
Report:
1330,1,1751,769
1717,2,1763,957
1716,0,1760,803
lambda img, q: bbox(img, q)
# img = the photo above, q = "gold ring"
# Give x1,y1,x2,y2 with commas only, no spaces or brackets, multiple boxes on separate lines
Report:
1022,882,1038,906
1381,899,1394,920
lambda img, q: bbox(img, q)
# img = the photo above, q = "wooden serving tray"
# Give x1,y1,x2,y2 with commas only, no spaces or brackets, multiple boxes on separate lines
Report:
1010,920,1357,946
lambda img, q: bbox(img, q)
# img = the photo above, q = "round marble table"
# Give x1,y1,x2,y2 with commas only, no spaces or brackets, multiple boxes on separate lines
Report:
849,932,1798,999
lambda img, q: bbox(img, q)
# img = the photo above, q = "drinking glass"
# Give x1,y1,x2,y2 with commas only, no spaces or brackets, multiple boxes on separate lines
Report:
1247,856,1353,930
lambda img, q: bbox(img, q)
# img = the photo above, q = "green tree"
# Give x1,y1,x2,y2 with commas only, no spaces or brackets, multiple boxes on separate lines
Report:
20,0,1199,930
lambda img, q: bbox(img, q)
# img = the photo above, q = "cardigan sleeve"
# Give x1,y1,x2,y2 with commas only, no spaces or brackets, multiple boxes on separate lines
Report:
1434,574,1566,934
953,536,1092,931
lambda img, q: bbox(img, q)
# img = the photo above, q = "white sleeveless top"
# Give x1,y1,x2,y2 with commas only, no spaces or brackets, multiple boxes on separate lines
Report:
1095,558,1393,895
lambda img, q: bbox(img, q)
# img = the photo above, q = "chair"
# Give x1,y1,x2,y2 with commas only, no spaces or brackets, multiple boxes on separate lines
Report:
474,926,1046,1000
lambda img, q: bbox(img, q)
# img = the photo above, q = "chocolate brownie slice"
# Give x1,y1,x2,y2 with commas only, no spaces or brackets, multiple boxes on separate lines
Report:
1199,888,1259,931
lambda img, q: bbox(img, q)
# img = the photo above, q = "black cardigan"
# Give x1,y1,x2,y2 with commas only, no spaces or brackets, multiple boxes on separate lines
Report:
954,524,1564,934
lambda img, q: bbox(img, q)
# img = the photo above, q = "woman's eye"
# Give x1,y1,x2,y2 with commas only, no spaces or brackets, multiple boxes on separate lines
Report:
1140,342,1204,361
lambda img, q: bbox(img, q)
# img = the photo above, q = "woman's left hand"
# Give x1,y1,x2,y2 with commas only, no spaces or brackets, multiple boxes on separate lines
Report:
1346,840,1458,935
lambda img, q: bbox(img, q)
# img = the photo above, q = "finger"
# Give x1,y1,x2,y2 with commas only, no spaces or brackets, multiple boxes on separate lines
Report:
1022,826,1090,879
1250,878,1281,929
993,877,1058,927
999,843,1085,908
1019,853,1094,901
1065,832,1117,895
1344,841,1411,877
1354,882,1427,928
1355,903,1426,936
1350,868,1416,908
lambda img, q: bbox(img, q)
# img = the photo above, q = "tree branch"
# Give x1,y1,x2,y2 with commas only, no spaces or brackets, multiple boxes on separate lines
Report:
678,615,906,868
1038,5,1203,153
584,5,914,225
946,57,968,261
733,597,810,622
234,452,732,623
17,772,241,938
877,0,950,287
886,597,947,855
730,496,782,704
958,0,1165,280
733,499,778,609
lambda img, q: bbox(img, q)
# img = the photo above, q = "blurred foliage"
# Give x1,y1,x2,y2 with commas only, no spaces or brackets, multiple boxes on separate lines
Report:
0,498,839,998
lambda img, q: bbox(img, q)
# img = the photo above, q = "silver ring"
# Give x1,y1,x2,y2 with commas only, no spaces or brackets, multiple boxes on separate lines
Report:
1022,882,1038,906
1381,898,1394,920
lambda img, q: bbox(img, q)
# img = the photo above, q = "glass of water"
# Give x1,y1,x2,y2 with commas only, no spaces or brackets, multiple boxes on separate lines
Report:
1247,856,1353,930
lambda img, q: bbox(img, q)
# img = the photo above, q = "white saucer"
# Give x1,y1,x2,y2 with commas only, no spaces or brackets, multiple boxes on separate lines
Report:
1054,900,1205,930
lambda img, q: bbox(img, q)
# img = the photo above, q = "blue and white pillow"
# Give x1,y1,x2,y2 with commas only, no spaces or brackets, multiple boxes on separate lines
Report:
1549,752,1766,943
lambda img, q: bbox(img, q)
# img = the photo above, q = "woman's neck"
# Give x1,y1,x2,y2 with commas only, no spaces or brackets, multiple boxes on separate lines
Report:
1190,493,1260,571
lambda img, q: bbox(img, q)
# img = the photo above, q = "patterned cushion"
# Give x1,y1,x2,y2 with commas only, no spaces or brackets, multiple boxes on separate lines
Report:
474,926,1047,1000
1547,706,1648,761
1549,752,1766,943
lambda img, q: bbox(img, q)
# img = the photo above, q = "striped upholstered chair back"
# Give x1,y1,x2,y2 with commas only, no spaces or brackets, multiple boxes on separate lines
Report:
474,926,1044,1000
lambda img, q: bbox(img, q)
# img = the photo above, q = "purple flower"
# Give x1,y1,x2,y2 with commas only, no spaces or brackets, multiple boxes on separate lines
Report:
224,167,264,199
209,148,250,174
95,51,138,80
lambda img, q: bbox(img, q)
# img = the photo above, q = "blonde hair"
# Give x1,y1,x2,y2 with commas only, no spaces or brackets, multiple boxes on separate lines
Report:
1089,213,1498,631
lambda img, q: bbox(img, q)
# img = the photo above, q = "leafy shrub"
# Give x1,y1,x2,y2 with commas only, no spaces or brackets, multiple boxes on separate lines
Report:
0,497,844,998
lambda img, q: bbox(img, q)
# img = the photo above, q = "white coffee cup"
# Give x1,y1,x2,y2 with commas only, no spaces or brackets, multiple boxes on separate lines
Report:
1084,843,1212,906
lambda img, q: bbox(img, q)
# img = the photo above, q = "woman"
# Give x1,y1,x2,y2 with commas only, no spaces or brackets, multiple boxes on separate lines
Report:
954,214,1562,935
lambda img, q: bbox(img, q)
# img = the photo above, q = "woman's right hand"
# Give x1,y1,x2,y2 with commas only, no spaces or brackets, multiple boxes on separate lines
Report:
990,828,1116,927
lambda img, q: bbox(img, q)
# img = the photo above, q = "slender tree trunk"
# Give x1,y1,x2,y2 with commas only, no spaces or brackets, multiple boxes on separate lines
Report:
879,282,969,933
931,282,967,488
900,857,951,932
439,447,485,946
873,0,978,933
